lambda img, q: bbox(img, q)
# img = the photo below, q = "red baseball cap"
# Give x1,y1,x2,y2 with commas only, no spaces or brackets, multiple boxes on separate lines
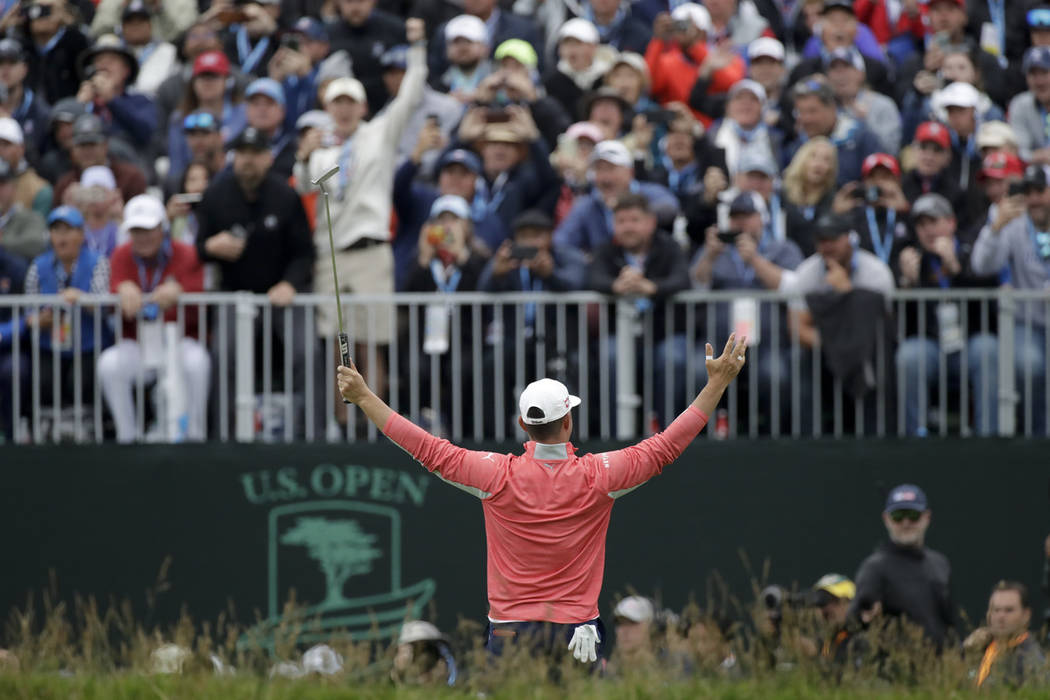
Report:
192,50,230,77
915,121,950,149
979,151,1025,180
861,153,900,178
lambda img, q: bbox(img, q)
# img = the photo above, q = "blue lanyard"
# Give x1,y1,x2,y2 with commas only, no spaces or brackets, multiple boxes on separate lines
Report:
623,252,652,312
1039,105,1050,147
235,27,270,76
429,259,462,294
38,28,66,55
864,206,896,264
134,239,172,293
662,157,698,194
926,242,959,290
987,0,1006,54
519,267,541,326
1026,216,1050,266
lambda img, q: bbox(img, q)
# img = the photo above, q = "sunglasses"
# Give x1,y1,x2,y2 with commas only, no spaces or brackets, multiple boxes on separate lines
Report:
889,510,923,522
1029,8,1050,28
183,113,218,131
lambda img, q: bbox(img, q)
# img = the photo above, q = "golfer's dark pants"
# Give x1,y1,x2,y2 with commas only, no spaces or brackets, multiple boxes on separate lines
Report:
484,617,606,660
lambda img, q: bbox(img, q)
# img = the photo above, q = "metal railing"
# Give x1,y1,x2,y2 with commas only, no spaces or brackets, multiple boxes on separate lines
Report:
0,289,1044,444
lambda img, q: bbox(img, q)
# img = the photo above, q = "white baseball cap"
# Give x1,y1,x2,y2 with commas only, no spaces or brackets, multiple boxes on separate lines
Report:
748,37,785,62
935,81,979,109
565,121,605,144
0,117,23,145
122,193,167,232
445,14,487,44
301,644,343,675
429,194,471,219
671,3,711,32
729,78,767,103
80,164,116,190
975,120,1018,149
614,596,655,623
519,378,581,425
590,139,633,168
558,18,599,44
324,77,365,104
398,620,447,645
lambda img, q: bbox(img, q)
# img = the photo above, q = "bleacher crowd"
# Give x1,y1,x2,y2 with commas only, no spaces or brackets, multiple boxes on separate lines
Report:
0,0,1049,442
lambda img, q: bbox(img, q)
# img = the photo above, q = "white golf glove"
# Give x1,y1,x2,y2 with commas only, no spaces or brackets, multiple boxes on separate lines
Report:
567,624,600,664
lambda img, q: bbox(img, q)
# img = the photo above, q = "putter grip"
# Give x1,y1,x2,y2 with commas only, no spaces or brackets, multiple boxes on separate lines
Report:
338,332,352,404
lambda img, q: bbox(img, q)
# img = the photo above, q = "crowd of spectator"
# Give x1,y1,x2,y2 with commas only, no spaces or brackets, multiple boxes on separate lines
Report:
3,0,1050,442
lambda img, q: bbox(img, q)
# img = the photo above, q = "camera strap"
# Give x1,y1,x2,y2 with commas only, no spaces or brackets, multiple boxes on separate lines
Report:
864,206,895,264
235,27,271,77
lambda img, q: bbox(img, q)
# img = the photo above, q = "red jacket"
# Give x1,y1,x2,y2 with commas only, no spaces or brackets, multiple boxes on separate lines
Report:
854,0,926,44
110,239,203,340
645,38,745,127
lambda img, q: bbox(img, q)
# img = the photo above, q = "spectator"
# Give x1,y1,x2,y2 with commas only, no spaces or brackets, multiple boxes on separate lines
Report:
611,596,657,671
377,44,463,170
486,39,570,151
969,151,1025,236
966,581,1047,688
98,194,208,443
195,126,319,439
895,193,1001,436
811,574,863,667
603,52,656,121
90,0,196,43
268,18,341,131
691,37,791,135
783,78,882,186
544,19,607,123
66,165,123,257
691,192,804,425
295,19,426,421
709,79,779,177
587,192,690,426
118,1,178,98
0,159,46,261
0,245,27,440
165,111,226,199
433,14,493,103
578,86,632,140
18,0,91,104
795,0,884,62
782,136,838,256
327,0,406,113
849,484,955,648
839,153,910,269
975,120,1020,159
22,205,111,419
38,98,85,185
76,34,158,151
646,4,746,127
555,140,677,255
713,149,785,249
904,51,1004,146
791,0,892,97
1008,47,1050,165
550,120,604,222
390,620,457,687
703,0,770,52
825,47,902,156
243,78,296,177
428,0,544,81
683,609,737,676
931,82,984,194
854,0,924,61
54,113,147,205
218,0,280,79
970,164,1050,435
165,162,209,246
571,0,651,54
0,117,52,218
964,0,1030,66
0,38,49,164
902,122,967,217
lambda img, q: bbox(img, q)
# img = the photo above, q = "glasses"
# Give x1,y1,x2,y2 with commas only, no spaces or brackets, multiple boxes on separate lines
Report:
889,510,923,522
1029,8,1050,28
183,113,217,132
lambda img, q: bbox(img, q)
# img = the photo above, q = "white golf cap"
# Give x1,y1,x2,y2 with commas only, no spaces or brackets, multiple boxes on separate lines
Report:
0,116,23,145
295,109,333,132
519,378,581,425
301,644,343,675
936,81,979,109
565,121,605,144
976,120,1018,149
445,14,487,44
614,596,655,623
590,139,633,168
429,194,471,219
610,52,650,85
729,78,767,103
398,620,447,645
324,77,365,104
748,37,785,62
558,18,599,44
671,3,711,32
122,193,167,231
80,164,116,190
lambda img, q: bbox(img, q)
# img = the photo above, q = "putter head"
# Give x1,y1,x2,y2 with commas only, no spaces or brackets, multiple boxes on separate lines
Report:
311,165,340,188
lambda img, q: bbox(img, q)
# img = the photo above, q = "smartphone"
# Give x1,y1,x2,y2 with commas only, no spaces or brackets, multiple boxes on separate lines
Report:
717,230,740,244
485,108,512,123
1008,181,1027,197
174,193,203,205
280,34,300,52
510,244,538,260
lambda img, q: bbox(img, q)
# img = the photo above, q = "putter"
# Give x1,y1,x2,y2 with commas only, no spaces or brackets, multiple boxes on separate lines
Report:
311,165,352,403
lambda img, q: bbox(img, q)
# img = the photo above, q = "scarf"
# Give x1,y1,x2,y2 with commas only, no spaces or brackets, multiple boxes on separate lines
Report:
976,632,1028,687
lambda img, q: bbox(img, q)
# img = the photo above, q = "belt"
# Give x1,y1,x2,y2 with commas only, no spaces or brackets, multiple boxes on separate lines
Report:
342,237,387,252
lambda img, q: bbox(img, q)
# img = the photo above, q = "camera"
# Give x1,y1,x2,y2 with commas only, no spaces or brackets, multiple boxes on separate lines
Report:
509,244,538,260
717,229,741,244
23,3,53,21
279,34,301,52
760,585,808,622
1009,181,1028,197
672,19,692,32
852,184,882,204
641,107,678,126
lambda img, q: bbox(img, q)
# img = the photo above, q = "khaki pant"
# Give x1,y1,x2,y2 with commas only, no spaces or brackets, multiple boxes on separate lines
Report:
314,242,395,344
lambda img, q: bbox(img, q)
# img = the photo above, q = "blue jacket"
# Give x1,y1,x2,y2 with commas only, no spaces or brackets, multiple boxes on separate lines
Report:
96,92,158,150
11,87,50,165
553,182,679,254
26,247,108,354
783,114,884,186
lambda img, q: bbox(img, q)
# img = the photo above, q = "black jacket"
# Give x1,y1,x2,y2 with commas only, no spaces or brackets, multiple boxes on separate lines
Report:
789,53,893,99
806,288,895,398
428,11,545,79
543,69,602,123
195,171,315,293
326,10,406,116
901,169,969,228
21,26,90,104
848,540,955,647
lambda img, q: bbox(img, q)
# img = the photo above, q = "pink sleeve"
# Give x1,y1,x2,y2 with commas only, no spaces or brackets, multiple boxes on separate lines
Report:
382,413,507,497
594,406,708,495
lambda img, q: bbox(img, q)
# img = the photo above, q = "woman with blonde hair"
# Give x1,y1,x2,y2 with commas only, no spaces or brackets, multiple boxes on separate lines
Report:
782,137,838,256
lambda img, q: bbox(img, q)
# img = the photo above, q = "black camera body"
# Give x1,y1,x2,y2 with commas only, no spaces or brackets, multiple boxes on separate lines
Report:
717,229,741,244
853,184,882,205
1009,181,1028,197
23,3,53,21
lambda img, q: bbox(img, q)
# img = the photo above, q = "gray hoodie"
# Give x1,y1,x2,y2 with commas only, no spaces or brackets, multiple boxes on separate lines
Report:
971,214,1048,326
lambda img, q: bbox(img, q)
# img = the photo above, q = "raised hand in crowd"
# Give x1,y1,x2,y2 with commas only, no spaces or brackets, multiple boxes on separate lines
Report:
412,118,446,165
502,69,537,103
490,241,520,278
832,182,861,215
406,17,425,44
296,127,324,164
505,104,540,143
875,178,910,213
458,106,489,144
898,247,921,287
929,236,961,276
653,12,673,41
992,193,1026,233
268,46,312,83
702,167,728,205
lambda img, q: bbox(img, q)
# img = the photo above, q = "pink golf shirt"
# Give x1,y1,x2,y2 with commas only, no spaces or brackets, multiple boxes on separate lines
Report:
382,405,709,624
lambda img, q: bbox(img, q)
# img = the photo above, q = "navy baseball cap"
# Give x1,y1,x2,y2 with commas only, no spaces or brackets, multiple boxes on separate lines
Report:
884,484,928,513
729,191,761,215
438,148,481,175
48,205,85,228
380,45,409,71
1024,46,1050,72
292,17,328,41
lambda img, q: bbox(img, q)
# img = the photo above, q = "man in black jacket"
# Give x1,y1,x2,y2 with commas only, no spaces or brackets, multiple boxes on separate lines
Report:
428,0,544,79
195,126,321,439
849,484,956,649
326,0,406,115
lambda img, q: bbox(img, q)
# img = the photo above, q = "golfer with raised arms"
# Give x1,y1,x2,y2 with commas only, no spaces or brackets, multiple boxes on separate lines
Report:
337,333,748,664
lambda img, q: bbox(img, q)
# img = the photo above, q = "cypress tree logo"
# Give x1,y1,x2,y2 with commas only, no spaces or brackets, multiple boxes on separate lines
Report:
280,518,383,610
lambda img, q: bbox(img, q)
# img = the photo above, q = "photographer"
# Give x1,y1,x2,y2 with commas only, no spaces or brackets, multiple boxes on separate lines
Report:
832,153,910,272
76,34,158,152
17,0,90,104
268,18,334,130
